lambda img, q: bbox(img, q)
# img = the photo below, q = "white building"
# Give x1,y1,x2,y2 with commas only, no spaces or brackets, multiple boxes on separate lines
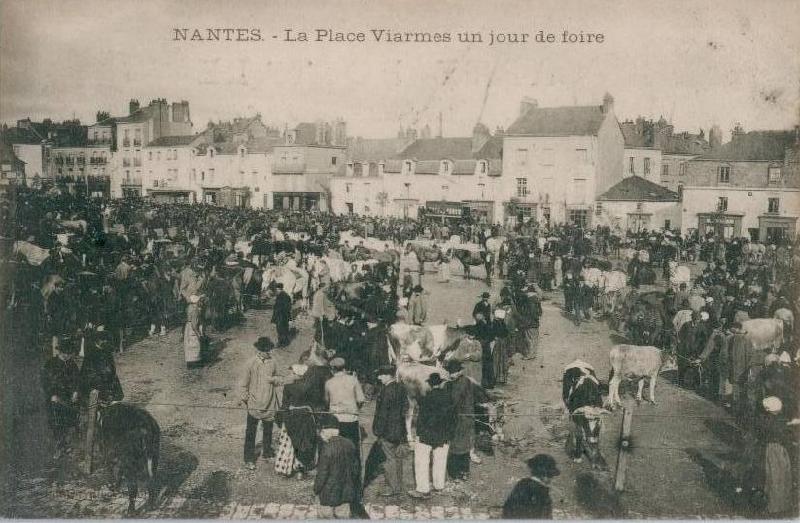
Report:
596,175,681,233
500,94,624,228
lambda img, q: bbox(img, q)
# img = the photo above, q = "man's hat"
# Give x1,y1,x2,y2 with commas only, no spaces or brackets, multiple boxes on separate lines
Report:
444,360,463,374
330,357,346,369
526,454,560,478
254,336,275,352
318,414,339,430
413,285,423,293
275,282,284,289
480,292,490,299
427,372,443,387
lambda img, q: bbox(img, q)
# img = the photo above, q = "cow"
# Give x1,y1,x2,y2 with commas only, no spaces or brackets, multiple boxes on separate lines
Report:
607,345,665,408
562,360,609,469
447,248,491,281
96,403,160,514
599,270,628,316
668,262,692,291
742,318,784,351
388,323,482,440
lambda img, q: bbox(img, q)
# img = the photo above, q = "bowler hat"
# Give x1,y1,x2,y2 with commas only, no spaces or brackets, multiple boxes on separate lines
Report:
254,336,275,352
526,454,560,478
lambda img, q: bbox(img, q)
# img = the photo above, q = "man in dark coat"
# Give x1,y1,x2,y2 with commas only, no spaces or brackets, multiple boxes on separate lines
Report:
372,365,409,497
409,373,456,499
41,338,81,460
314,415,361,519
272,283,292,347
78,332,124,405
502,454,560,519
471,292,494,385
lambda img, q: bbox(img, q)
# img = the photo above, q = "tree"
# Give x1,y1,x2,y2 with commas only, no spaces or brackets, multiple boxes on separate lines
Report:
96,111,111,123
375,191,389,216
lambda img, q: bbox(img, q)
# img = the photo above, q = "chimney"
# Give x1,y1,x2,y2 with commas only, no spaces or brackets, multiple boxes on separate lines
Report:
519,97,538,117
472,122,491,153
602,92,614,114
129,99,140,115
438,112,443,138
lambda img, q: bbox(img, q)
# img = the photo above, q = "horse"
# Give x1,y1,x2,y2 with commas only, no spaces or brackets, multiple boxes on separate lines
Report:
262,262,310,310
404,242,444,274
447,248,491,281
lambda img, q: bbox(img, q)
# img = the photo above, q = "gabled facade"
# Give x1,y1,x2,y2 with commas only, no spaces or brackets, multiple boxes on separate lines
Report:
596,175,681,233
500,94,624,228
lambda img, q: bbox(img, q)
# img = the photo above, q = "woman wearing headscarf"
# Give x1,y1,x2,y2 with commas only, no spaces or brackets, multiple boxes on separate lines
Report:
275,363,318,478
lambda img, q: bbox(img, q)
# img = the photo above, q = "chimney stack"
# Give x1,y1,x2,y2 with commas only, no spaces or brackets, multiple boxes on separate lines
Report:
129,99,140,115
519,97,538,117
472,122,491,153
602,92,614,114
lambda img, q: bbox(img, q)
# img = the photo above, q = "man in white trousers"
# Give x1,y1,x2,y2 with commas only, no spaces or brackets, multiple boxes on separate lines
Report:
408,373,456,499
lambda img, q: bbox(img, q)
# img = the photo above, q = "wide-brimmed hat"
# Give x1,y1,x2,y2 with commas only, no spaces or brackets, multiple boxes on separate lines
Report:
318,414,339,430
254,337,275,352
526,454,560,478
412,285,423,293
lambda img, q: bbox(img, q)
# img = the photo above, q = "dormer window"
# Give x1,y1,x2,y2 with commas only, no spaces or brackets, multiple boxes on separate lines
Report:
768,164,781,183
717,165,730,183
479,161,487,174
404,160,413,175
442,160,451,173
209,148,215,158
239,147,246,157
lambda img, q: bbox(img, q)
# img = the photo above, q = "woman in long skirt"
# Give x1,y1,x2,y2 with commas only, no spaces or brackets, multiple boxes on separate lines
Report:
184,296,204,369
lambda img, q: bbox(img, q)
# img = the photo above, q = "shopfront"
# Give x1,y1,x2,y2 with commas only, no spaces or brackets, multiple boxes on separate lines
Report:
147,188,195,203
423,201,466,222
758,215,797,244
697,212,743,238
504,201,536,228
626,212,652,232
462,200,494,224
203,187,251,208
273,191,325,212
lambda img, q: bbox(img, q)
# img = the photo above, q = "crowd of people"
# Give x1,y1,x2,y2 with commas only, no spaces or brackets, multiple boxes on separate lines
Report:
3,185,799,518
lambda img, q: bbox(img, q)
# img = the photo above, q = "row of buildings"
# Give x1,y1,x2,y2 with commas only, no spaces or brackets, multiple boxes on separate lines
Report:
2,94,799,241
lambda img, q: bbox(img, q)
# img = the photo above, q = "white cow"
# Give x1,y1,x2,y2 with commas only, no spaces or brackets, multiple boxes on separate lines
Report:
607,345,665,407
742,318,784,351
668,262,692,291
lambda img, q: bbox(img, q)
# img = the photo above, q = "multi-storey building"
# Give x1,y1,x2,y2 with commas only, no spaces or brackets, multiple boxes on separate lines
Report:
110,99,193,197
330,123,503,222
682,128,800,241
272,120,348,211
0,141,26,189
500,94,624,228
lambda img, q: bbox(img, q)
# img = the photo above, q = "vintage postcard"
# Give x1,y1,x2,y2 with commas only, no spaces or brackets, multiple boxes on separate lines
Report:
1,0,798,519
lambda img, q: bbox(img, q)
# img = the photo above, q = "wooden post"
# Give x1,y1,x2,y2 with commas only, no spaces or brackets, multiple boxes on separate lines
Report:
614,405,634,492
84,389,99,474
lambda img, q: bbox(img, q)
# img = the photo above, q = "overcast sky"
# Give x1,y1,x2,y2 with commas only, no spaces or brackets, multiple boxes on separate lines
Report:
1,0,798,140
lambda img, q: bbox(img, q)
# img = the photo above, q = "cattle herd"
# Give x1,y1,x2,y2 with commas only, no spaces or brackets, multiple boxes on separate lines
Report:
2,186,799,517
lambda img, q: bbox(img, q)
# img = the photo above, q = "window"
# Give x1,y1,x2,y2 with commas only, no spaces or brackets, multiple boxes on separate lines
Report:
679,162,687,176
201,171,205,181
677,183,684,197
345,183,352,194
353,164,363,177
369,163,378,177
768,198,780,213
331,156,337,166
208,168,215,182
148,151,153,161
479,161,487,173
718,165,730,183
644,157,651,175
768,166,781,183
442,161,450,173
568,209,589,228
516,177,528,197
664,219,671,230
516,148,528,167
153,179,159,188
576,148,588,164
661,164,669,177
240,148,245,157
717,197,728,211
404,161,412,174
628,157,635,175
595,202,603,216
636,202,644,212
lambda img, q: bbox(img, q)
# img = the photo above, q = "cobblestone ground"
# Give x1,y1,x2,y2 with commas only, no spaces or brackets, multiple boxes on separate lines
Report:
3,256,751,518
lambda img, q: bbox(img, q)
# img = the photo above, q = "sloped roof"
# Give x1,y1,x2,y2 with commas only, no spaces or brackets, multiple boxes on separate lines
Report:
507,105,606,136
383,159,403,173
696,130,795,162
474,135,503,159
348,137,407,162
148,135,199,147
620,121,648,147
598,176,679,202
414,160,440,175
397,137,473,160
453,159,476,174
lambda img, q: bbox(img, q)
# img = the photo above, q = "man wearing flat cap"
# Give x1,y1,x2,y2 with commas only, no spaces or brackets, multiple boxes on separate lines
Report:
239,336,282,469
502,454,560,519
